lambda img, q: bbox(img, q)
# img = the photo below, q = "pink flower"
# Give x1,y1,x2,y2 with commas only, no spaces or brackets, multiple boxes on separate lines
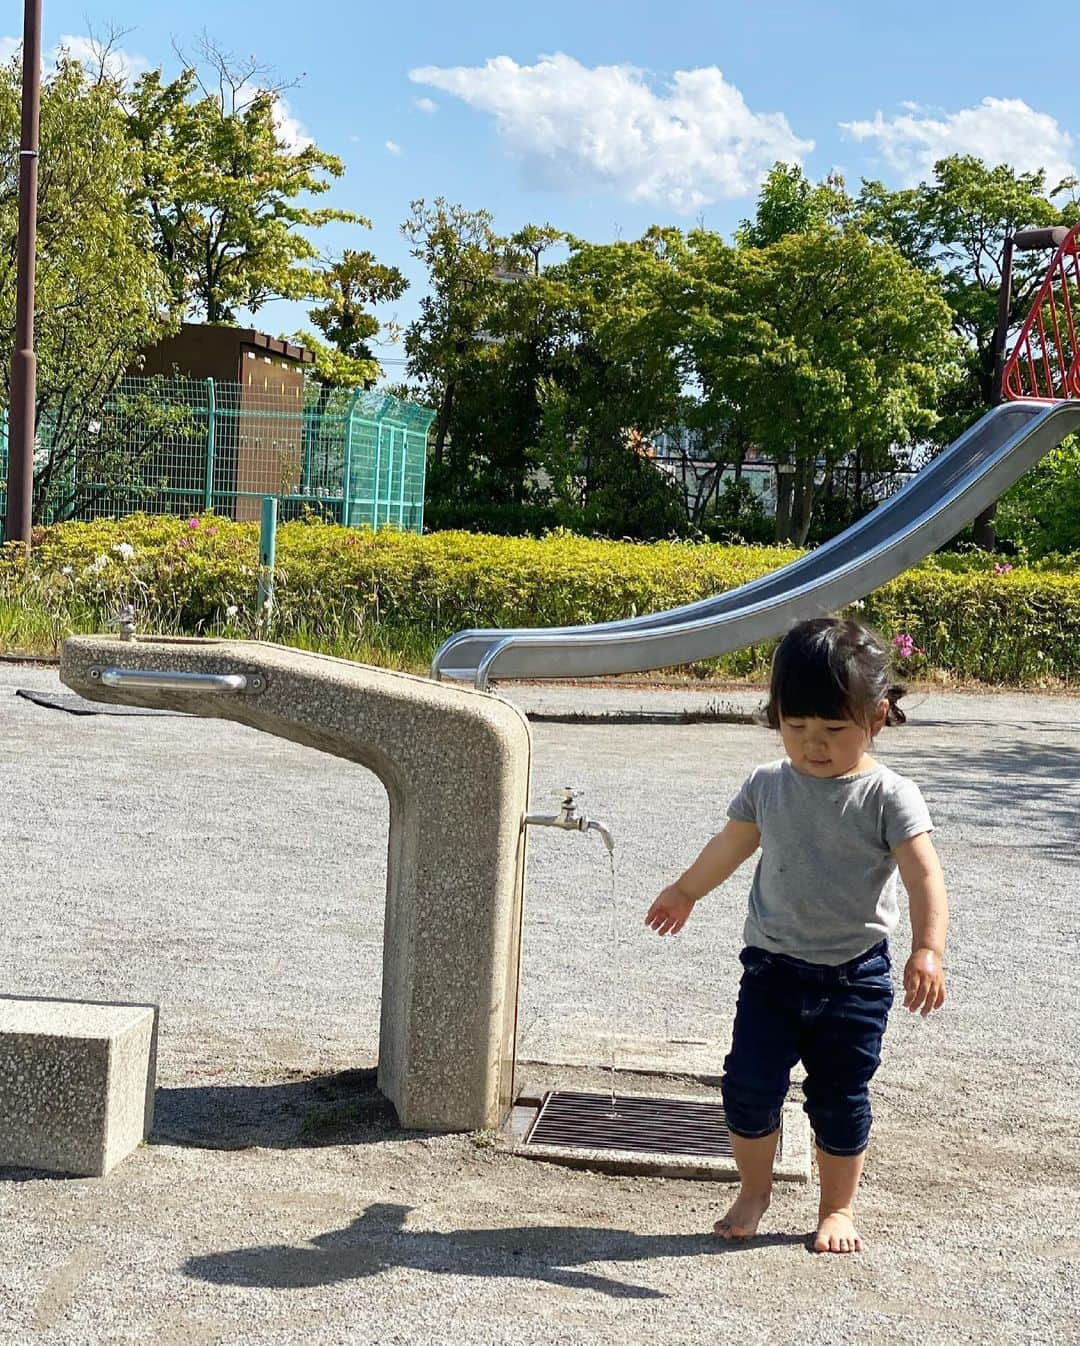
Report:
188,517,200,530
993,562,1013,575
893,633,923,660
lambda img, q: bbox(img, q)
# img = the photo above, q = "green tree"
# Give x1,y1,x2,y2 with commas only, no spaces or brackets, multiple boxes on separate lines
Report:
403,199,513,471
684,225,956,543
856,155,1078,548
126,46,359,322
737,162,852,247
537,231,690,537
0,52,174,520
995,439,1080,557
857,156,1076,416
402,200,567,529
293,249,409,388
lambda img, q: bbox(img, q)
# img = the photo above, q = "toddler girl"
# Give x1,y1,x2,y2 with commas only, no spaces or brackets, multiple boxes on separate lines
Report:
645,617,948,1254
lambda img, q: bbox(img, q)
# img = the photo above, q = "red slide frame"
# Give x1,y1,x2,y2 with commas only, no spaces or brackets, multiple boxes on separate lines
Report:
1002,223,1080,402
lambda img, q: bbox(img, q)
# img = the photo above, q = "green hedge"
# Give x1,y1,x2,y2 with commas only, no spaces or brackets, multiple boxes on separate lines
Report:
1,514,1077,683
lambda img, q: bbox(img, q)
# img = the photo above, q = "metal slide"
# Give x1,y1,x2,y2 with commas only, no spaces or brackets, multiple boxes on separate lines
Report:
432,399,1080,688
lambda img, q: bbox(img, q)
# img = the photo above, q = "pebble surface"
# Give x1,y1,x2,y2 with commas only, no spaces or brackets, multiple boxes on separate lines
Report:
0,665,1077,1345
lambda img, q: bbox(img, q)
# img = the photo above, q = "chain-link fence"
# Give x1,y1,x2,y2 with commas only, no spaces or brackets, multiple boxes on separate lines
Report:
0,378,434,534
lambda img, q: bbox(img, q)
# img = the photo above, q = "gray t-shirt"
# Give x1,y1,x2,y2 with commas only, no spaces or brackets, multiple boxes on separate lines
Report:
727,758,933,965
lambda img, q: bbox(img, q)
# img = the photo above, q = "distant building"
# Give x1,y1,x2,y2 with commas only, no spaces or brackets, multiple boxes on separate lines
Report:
134,323,315,522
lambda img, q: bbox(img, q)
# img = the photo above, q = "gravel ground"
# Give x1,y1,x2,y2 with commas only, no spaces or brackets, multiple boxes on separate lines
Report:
0,664,1077,1345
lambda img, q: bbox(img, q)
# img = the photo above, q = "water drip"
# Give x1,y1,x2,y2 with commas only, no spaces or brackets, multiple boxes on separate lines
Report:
604,844,619,1118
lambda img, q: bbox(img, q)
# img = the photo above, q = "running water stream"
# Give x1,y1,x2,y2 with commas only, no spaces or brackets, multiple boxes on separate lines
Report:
605,848,619,1117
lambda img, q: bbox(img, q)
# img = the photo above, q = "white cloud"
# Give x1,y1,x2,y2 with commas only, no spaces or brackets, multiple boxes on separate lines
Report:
414,96,438,114
272,96,314,153
409,53,813,211
0,36,20,64
385,139,402,155
841,97,1076,187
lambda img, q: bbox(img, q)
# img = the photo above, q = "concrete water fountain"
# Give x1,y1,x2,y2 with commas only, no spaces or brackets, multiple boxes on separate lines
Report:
57,633,809,1180
60,635,533,1133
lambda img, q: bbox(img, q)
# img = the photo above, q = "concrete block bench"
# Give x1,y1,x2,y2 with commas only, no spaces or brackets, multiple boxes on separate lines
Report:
0,996,158,1177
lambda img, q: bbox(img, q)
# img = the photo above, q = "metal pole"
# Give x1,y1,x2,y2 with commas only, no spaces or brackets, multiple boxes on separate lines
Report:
373,420,384,529
990,235,1016,405
203,378,216,511
5,0,44,549
397,426,407,526
256,495,277,621
341,390,360,528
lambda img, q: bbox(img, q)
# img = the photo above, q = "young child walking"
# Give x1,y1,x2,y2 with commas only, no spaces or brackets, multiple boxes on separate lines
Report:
645,617,948,1254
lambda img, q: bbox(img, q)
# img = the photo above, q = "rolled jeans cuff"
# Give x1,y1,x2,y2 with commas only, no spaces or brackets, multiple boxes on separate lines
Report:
814,1134,870,1158
725,1120,783,1141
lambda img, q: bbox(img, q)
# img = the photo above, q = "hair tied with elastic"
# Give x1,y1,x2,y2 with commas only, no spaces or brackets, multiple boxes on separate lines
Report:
885,684,907,726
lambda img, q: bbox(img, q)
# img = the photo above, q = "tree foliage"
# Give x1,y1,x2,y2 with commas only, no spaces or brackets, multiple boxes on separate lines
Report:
401,187,957,542
0,51,174,519
293,249,408,387
126,48,359,322
856,155,1078,432
681,225,956,543
996,438,1080,558
737,162,852,247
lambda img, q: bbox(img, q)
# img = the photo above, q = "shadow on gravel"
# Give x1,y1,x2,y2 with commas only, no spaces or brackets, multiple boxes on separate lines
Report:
151,1068,413,1150
184,1201,810,1298
912,740,1079,856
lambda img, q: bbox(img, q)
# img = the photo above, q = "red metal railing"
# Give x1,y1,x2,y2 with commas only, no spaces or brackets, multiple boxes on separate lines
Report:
1002,223,1080,401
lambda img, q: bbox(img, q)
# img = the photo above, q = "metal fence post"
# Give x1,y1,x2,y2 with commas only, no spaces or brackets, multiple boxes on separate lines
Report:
256,494,277,621
341,389,361,527
398,425,408,526
204,378,216,512
373,420,384,529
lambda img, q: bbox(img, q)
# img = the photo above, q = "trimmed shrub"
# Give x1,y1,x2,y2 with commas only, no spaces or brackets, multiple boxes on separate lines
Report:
1,514,1077,683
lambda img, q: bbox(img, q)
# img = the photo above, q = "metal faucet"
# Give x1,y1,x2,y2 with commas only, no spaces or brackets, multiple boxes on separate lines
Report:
525,787,614,855
110,604,138,642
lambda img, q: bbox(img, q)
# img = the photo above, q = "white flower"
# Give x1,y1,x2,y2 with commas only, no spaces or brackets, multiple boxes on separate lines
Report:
88,553,109,574
60,565,73,576
114,542,135,560
225,605,239,618
848,599,866,611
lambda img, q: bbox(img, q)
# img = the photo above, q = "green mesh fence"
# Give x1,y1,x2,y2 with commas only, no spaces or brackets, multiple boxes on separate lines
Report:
0,377,434,535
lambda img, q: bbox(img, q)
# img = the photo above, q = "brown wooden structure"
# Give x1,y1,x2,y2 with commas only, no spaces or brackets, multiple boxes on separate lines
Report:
136,325,315,522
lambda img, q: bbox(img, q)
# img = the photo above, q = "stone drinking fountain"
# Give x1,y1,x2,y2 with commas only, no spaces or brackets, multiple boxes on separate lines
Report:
58,634,607,1134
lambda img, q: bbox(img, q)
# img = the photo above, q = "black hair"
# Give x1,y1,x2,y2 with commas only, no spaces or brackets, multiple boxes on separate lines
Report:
764,617,906,731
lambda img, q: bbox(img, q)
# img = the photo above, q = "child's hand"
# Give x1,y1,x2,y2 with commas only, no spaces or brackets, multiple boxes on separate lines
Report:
903,947,946,1016
644,884,698,936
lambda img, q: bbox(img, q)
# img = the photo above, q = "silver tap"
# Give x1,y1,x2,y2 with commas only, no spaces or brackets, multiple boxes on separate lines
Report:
109,604,137,642
525,787,615,855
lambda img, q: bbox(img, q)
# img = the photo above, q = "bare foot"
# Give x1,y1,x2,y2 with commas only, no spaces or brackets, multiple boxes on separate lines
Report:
813,1209,862,1254
713,1190,770,1239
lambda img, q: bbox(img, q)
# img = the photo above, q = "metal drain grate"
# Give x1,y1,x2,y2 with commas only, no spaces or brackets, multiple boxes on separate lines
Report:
524,1090,735,1158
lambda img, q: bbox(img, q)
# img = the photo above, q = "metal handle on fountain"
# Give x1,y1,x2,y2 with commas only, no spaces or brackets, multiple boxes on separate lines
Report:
525,786,615,855
89,667,263,693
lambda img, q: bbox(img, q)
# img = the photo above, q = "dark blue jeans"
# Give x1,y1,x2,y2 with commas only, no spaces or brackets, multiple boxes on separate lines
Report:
721,941,894,1157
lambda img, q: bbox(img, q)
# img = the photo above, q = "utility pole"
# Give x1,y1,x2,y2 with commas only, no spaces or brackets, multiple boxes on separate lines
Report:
5,0,43,549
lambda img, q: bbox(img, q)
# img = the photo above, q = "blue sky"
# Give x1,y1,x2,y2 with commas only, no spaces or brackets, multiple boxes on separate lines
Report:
7,0,1080,379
